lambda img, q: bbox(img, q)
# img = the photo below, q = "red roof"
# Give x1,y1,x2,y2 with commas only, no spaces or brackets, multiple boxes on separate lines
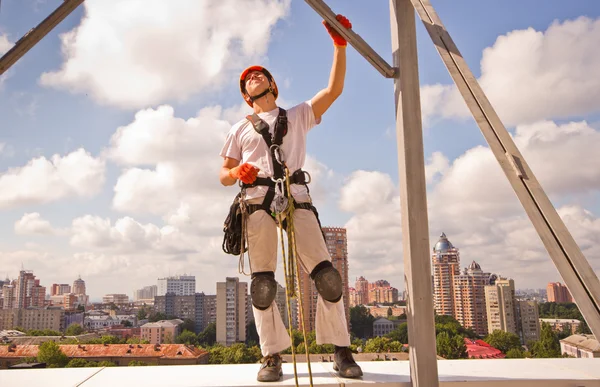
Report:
464,338,505,359
0,344,207,360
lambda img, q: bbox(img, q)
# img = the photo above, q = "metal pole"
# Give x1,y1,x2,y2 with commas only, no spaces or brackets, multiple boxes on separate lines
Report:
0,0,85,75
304,0,396,78
390,1,439,386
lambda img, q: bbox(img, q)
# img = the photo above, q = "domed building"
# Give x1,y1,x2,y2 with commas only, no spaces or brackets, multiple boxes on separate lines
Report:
432,233,460,317
432,233,490,336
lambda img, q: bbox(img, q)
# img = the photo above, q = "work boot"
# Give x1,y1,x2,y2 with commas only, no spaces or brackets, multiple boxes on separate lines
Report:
257,353,283,382
333,346,363,378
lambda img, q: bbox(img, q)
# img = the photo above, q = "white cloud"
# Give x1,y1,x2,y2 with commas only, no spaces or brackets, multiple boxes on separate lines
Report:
338,171,404,287
70,215,194,254
108,105,231,218
0,34,12,55
40,0,291,109
425,151,449,184
0,149,106,209
421,16,600,126
14,213,65,235
339,120,600,290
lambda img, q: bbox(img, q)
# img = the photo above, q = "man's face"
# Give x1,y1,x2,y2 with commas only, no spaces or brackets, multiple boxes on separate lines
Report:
244,71,268,97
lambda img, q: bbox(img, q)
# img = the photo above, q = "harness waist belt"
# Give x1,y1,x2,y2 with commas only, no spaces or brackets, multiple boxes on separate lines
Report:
242,169,307,189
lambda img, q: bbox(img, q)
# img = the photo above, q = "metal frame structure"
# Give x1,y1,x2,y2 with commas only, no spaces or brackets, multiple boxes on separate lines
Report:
306,0,600,386
2,0,600,386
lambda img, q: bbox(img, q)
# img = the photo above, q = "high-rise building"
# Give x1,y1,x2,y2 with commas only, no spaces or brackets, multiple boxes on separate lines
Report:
432,233,460,316
157,275,196,296
516,300,540,344
216,277,247,346
135,285,158,301
453,261,489,336
204,295,217,328
51,284,71,296
1,283,16,309
485,277,518,335
71,275,88,306
547,282,573,303
349,287,360,307
14,270,46,309
297,227,350,332
154,293,206,333
275,284,298,329
72,275,86,296
355,276,369,305
368,281,399,304
325,227,350,328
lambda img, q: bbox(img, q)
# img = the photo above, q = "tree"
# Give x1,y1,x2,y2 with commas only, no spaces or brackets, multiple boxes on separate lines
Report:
176,330,199,346
37,341,69,368
387,307,393,317
121,320,133,327
436,332,467,359
198,322,216,346
128,360,149,366
505,348,527,359
180,319,196,333
576,320,592,335
208,343,261,364
65,323,84,336
97,361,117,367
484,330,522,354
148,312,168,322
76,304,85,313
530,322,561,358
245,320,259,346
66,358,94,368
350,305,375,339
385,322,408,344
137,308,148,321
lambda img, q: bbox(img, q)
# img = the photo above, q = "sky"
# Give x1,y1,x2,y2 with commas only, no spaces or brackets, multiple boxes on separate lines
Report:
1,0,600,301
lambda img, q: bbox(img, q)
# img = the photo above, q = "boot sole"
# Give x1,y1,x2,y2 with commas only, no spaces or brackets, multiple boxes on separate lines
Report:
257,369,283,382
333,362,363,378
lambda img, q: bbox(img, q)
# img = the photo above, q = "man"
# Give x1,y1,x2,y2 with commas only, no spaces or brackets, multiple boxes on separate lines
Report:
219,15,362,382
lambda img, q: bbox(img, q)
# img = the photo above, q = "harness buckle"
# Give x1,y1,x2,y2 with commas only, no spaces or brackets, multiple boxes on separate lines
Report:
270,144,284,165
303,171,312,184
270,178,288,215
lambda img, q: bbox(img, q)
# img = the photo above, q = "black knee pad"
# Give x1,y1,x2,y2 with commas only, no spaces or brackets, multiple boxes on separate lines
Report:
310,261,342,303
251,271,278,310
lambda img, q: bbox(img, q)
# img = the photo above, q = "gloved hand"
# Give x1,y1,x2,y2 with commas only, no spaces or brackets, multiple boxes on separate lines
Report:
229,162,259,184
323,14,352,47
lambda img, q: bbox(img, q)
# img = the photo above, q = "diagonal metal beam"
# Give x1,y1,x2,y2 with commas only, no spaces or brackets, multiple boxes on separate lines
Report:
0,0,84,75
304,0,396,78
410,0,600,339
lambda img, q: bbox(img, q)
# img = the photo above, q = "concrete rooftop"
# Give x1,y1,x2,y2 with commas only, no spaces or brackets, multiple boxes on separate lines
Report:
1,358,600,386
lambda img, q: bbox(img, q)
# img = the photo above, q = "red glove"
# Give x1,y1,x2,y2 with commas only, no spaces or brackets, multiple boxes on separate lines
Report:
323,14,352,47
229,163,259,184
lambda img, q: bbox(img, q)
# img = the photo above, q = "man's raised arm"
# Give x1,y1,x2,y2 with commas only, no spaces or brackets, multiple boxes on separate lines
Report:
311,15,352,122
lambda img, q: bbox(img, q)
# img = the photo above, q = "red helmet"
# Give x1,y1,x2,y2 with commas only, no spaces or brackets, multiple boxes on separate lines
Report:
239,65,278,107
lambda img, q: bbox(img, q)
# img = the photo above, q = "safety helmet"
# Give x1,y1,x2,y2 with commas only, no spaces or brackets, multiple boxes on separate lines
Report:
239,65,278,107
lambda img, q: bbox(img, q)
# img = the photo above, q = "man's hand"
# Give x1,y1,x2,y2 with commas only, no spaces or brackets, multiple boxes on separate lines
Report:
323,14,352,47
229,162,259,184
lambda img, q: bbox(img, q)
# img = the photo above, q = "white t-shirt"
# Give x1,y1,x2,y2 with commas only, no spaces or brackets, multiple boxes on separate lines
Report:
220,101,320,200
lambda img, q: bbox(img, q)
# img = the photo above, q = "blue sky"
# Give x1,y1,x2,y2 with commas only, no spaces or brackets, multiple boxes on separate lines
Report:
1,0,600,300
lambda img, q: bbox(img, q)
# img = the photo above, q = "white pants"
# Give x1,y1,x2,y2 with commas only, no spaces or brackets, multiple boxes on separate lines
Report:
246,196,351,356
